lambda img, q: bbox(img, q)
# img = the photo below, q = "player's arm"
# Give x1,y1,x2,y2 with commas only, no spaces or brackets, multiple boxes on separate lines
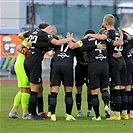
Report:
27,41,52,48
50,32,75,46
18,31,29,40
107,28,123,46
18,30,33,40
122,30,132,41
122,41,132,55
78,42,106,52
84,33,107,40
16,38,30,57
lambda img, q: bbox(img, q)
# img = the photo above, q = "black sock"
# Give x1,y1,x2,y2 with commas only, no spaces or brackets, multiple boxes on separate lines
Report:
38,97,43,113
65,92,73,115
91,94,100,118
101,90,110,106
76,94,81,111
48,94,51,112
87,94,92,111
121,89,128,111
30,92,38,115
110,89,115,111
50,92,57,114
126,91,132,114
131,89,133,110
113,90,121,112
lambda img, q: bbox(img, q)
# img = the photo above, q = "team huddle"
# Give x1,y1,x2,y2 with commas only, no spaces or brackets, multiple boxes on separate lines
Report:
9,14,133,121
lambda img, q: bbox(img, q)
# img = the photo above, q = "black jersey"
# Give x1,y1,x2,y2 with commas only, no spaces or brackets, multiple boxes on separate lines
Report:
75,50,88,66
52,43,75,68
104,29,126,66
24,29,54,63
79,38,108,63
122,41,132,63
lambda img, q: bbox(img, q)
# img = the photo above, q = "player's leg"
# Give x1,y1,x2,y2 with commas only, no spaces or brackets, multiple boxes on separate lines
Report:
125,61,132,118
75,86,82,117
26,63,43,120
87,88,93,117
107,66,121,120
50,66,61,121
21,88,31,119
100,63,110,118
91,89,101,120
9,89,22,118
88,64,101,120
120,65,128,119
63,67,76,121
75,65,83,117
65,86,76,121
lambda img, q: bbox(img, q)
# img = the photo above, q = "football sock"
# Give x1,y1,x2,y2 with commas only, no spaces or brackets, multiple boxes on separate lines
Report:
91,94,100,118
65,92,73,115
126,91,132,114
110,89,115,111
30,92,38,115
113,90,121,112
76,94,81,111
101,90,110,106
121,89,128,111
38,97,44,113
13,91,22,110
50,92,57,114
87,94,92,110
131,89,133,110
21,92,30,112
48,94,51,112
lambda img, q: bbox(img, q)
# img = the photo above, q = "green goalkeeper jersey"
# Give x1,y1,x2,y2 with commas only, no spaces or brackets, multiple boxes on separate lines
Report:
15,38,28,66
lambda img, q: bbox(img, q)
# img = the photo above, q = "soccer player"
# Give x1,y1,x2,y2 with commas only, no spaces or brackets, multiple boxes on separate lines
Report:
85,14,132,120
69,29,110,121
122,40,132,119
18,23,51,119
9,38,31,119
74,30,94,118
23,25,74,120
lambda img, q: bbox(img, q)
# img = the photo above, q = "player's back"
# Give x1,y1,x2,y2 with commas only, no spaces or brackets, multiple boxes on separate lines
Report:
52,43,75,68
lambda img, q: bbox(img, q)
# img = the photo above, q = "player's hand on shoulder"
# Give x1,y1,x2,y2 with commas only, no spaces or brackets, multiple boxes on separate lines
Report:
118,28,123,37
97,42,106,50
113,51,122,58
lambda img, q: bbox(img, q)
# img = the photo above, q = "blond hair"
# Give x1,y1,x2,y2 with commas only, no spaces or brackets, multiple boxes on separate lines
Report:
103,14,114,26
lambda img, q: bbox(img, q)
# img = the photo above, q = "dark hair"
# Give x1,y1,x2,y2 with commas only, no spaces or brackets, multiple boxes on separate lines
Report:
38,22,49,29
84,30,95,36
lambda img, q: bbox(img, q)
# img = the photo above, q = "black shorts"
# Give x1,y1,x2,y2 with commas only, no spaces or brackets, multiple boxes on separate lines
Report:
126,61,132,85
50,66,73,87
88,62,109,90
109,65,126,87
24,59,42,84
75,64,88,86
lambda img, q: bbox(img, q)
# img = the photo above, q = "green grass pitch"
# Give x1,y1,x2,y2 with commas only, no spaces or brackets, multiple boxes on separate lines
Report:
0,83,133,133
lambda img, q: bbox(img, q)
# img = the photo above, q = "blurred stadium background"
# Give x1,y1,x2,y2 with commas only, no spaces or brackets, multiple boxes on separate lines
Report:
0,0,132,79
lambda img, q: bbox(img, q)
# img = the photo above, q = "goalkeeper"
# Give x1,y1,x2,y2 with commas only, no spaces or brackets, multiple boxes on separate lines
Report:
9,38,31,119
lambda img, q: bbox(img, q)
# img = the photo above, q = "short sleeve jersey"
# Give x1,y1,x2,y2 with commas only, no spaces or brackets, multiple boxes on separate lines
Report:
15,38,28,66
75,48,88,66
52,43,75,68
122,41,132,63
78,38,108,63
24,29,54,62
104,29,126,66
